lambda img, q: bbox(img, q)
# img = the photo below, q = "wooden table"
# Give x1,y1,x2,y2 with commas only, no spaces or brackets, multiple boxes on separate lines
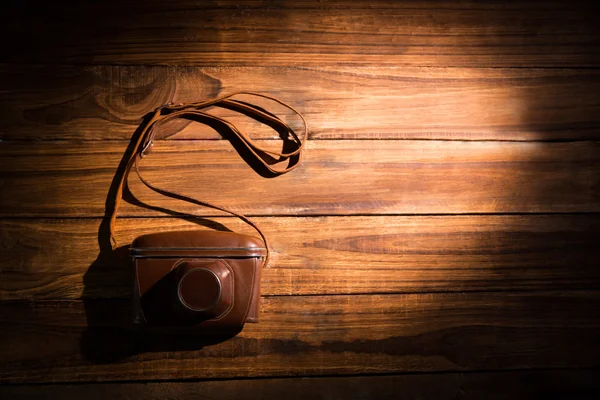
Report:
1,1,599,397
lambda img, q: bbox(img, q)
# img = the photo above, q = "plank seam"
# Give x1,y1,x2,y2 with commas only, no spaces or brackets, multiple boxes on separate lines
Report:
1,366,599,387
3,212,600,220
3,138,600,143
3,288,600,303
2,62,600,70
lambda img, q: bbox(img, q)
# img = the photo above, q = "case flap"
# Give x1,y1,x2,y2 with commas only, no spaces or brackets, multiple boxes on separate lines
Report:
130,230,267,258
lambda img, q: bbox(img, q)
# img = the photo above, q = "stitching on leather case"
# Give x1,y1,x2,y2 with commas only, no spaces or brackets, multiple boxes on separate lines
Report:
238,257,257,324
207,259,235,321
168,258,235,321
246,256,260,326
170,258,235,321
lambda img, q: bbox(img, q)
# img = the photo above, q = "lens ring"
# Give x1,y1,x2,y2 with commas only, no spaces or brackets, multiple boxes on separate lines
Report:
177,267,222,312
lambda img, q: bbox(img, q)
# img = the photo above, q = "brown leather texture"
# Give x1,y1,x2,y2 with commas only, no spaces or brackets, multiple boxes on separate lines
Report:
112,93,306,334
133,231,264,332
132,230,267,252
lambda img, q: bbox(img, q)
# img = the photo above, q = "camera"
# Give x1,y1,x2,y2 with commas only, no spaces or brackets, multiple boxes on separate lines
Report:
130,230,265,333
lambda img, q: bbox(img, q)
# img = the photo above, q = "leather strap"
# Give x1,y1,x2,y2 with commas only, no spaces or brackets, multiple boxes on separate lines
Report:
109,92,308,268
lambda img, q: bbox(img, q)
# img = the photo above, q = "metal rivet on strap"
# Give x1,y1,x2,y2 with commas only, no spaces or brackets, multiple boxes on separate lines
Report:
140,139,153,158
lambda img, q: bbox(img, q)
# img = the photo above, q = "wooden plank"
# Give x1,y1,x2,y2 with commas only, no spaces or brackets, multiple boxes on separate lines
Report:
2,369,599,399
2,1,598,67
2,215,599,300
0,291,599,383
2,65,600,141
1,140,599,217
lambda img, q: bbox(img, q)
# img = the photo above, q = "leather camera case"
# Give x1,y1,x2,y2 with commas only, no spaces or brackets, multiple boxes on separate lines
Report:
109,92,307,335
131,231,266,333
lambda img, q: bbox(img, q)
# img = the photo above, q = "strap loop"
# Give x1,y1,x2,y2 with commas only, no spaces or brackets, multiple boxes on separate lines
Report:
109,92,308,269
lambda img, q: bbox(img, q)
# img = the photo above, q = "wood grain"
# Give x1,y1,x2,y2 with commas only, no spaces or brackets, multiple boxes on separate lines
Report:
2,65,600,141
2,1,599,67
2,215,599,300
1,0,599,391
1,291,599,383
2,140,599,217
2,369,599,399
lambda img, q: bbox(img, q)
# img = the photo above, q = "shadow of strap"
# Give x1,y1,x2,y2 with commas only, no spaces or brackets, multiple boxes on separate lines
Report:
108,92,309,269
